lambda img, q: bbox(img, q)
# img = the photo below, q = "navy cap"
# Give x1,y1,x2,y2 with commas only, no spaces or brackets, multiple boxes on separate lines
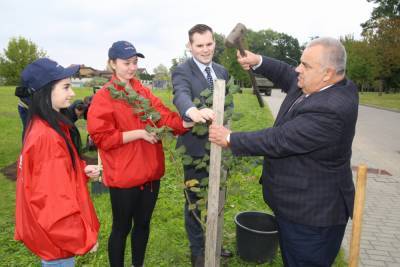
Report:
21,58,80,92
108,41,145,60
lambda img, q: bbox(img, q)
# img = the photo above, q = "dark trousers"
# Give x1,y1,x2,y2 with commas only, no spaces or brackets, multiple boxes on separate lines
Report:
183,164,208,257
108,181,160,267
276,216,346,267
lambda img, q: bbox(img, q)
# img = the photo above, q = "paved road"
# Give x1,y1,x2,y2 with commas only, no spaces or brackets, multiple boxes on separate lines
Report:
264,89,400,266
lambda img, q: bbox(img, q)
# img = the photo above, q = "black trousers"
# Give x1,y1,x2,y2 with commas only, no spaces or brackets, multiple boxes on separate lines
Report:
108,181,160,267
183,164,208,257
276,216,346,267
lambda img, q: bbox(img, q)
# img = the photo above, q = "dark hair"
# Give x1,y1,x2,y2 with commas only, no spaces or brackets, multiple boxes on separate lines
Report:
188,24,213,43
25,81,78,167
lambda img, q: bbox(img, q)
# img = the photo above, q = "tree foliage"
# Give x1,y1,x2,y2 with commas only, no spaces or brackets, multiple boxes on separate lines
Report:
342,35,379,91
360,0,400,91
0,37,46,85
153,64,170,81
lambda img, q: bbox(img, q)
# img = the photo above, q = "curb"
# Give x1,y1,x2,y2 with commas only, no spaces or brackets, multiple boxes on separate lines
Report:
360,104,400,113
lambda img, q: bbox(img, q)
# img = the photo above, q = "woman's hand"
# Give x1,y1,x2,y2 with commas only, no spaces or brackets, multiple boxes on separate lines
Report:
89,241,99,253
84,165,100,178
140,130,158,144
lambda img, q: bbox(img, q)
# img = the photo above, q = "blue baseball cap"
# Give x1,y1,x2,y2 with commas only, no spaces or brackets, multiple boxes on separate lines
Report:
21,58,80,92
108,41,145,60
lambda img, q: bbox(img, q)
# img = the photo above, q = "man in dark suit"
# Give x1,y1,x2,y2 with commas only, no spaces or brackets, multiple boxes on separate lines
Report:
172,24,230,267
209,37,358,266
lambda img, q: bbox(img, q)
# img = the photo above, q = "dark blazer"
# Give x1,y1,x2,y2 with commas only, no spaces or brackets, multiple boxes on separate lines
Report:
172,58,229,157
230,56,358,227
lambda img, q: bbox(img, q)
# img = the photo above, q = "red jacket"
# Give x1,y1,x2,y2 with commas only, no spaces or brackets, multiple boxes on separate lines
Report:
87,76,187,188
14,118,99,260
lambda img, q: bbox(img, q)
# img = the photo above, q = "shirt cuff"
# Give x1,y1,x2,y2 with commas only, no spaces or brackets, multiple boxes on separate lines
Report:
184,107,197,122
251,55,263,70
226,133,231,146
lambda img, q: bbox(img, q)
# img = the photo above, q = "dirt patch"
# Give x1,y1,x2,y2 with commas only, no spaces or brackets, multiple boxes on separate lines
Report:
1,155,98,182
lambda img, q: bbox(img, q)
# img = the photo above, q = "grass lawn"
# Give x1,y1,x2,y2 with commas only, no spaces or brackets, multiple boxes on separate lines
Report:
0,86,347,266
359,92,400,111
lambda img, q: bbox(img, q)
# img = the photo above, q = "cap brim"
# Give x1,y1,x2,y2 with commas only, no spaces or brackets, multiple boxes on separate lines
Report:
135,53,145,58
55,65,80,81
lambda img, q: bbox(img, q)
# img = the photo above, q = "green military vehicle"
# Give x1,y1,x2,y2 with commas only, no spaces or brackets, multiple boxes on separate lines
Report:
254,74,273,96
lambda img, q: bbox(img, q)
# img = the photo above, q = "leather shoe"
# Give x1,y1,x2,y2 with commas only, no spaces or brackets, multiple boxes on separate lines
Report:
220,247,233,258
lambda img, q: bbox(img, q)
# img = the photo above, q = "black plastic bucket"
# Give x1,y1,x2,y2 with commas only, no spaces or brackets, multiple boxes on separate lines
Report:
234,211,279,263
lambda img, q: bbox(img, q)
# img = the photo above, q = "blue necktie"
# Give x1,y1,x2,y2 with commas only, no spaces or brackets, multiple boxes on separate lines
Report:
205,66,214,91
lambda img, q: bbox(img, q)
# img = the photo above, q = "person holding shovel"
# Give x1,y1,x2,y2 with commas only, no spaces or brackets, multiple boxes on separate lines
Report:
87,40,192,267
209,37,358,266
14,58,100,267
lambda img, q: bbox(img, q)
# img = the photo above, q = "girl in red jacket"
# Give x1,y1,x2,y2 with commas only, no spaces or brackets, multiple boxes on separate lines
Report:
87,41,192,267
14,58,100,267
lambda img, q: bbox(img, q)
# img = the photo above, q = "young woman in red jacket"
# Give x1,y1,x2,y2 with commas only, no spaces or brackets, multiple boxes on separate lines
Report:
14,58,100,267
87,41,192,267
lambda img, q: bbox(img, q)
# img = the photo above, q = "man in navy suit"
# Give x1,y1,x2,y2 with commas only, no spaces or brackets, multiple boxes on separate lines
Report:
209,37,358,266
172,24,231,267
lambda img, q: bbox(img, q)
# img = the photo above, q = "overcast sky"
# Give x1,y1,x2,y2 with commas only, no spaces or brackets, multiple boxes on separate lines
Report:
1,0,375,74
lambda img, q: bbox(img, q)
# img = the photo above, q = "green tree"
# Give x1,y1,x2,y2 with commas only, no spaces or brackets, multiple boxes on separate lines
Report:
220,47,250,87
342,35,379,92
213,32,225,64
361,0,400,92
246,29,302,66
0,36,46,85
153,64,170,81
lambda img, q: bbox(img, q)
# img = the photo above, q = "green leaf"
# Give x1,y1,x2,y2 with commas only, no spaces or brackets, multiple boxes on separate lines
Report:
189,187,201,193
200,178,209,186
205,96,213,105
188,204,197,211
116,81,126,87
193,98,202,107
192,123,208,136
176,145,186,154
204,142,211,151
200,88,212,98
182,155,193,165
195,162,207,170
224,94,233,106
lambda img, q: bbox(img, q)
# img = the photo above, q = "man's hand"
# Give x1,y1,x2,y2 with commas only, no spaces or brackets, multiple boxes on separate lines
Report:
237,50,261,70
199,108,215,121
209,124,231,148
187,107,215,123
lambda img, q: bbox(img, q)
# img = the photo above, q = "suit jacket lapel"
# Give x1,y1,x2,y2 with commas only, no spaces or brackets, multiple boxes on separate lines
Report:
275,89,303,125
189,58,209,90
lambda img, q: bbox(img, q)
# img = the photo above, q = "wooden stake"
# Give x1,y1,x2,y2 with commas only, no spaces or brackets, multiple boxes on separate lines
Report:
97,151,103,182
349,164,368,267
205,80,226,267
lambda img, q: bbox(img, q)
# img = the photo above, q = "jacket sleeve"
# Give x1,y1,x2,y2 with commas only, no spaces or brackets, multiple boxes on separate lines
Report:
230,108,343,158
172,66,195,117
87,90,123,151
140,84,188,136
28,137,96,254
255,56,298,94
